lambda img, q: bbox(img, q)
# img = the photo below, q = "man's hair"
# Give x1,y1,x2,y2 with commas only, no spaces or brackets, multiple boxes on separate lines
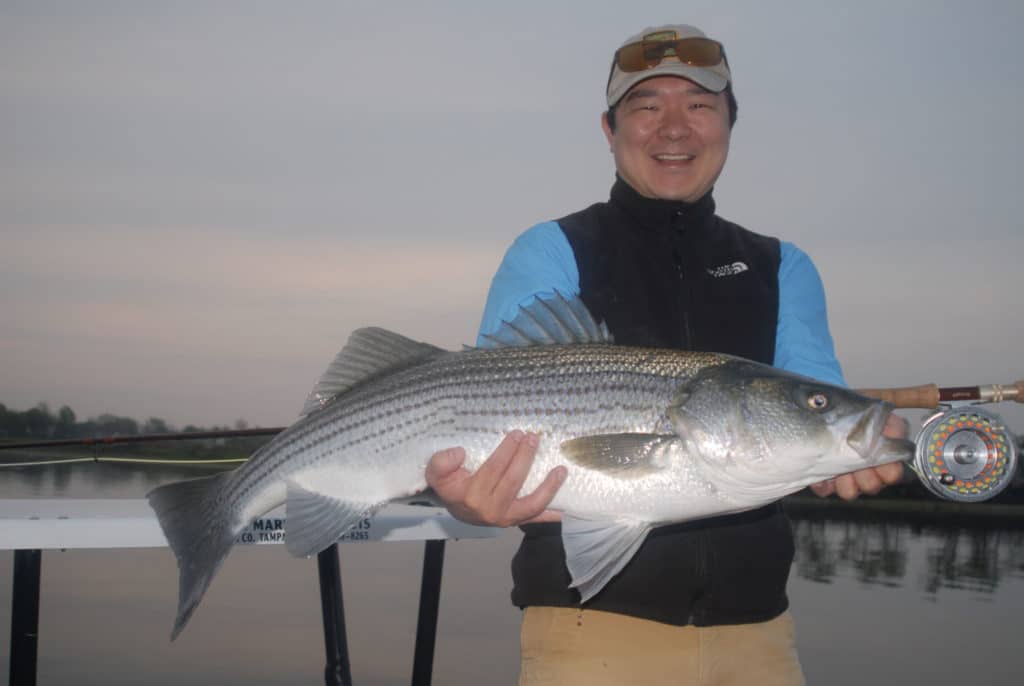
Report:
605,82,738,132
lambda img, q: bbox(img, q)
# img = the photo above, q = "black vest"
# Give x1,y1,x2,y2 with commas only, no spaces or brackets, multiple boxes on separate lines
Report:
510,179,795,626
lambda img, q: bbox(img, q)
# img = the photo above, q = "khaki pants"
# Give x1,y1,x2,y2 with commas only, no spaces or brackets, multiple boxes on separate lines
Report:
518,607,805,686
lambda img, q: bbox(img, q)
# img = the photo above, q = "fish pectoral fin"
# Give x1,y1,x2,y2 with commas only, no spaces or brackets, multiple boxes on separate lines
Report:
562,515,652,603
560,434,678,478
284,481,383,557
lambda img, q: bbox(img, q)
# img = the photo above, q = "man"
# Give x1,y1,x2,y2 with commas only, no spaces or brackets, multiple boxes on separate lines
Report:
426,24,904,685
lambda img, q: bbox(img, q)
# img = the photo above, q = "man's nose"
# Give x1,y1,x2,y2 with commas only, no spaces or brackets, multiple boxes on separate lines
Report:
659,109,692,140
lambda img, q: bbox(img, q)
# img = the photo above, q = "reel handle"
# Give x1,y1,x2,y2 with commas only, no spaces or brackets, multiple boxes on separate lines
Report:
857,380,1024,409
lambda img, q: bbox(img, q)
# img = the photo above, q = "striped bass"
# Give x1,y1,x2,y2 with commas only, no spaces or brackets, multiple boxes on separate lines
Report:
148,293,913,639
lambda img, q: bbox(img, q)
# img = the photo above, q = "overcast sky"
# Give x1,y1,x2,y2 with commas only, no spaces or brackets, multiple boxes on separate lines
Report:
3,1,1022,430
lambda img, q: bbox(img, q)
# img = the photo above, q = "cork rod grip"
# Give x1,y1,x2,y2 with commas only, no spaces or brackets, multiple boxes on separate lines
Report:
856,381,1024,408
855,384,941,409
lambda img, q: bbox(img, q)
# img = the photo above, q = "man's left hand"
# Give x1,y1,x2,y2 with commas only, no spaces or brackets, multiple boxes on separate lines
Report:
809,413,908,500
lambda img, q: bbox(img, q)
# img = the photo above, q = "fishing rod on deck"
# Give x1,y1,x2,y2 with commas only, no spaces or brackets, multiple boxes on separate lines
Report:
857,380,1024,502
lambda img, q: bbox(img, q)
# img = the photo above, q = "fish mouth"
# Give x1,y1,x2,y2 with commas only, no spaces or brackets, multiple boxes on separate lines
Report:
846,402,895,461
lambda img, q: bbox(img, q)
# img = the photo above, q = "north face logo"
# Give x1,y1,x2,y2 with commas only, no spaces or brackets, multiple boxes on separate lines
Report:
706,261,749,277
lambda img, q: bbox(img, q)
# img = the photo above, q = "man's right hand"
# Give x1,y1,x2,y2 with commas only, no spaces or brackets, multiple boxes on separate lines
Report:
425,430,566,527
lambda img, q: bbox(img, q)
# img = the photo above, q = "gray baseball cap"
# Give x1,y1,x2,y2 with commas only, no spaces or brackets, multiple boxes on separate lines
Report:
606,24,731,107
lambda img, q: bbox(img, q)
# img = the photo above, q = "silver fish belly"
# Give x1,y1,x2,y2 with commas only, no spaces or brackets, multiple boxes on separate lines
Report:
148,293,912,639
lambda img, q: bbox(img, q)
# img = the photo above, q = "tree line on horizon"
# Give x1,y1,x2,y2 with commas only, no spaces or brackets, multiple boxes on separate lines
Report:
0,402,267,459
0,401,253,440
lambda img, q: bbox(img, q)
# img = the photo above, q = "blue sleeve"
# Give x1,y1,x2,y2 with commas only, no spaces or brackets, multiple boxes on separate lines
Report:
774,242,847,387
478,231,844,386
477,221,579,344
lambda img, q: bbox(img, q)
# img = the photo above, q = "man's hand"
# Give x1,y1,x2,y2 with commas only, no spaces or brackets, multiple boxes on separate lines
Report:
425,430,567,526
809,413,909,500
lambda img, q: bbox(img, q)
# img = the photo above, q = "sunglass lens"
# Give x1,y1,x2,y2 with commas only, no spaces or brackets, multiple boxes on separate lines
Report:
679,38,722,66
615,42,650,72
615,38,722,72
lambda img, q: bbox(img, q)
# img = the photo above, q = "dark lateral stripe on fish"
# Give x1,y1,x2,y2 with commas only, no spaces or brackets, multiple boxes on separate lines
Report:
226,367,688,509
149,294,914,640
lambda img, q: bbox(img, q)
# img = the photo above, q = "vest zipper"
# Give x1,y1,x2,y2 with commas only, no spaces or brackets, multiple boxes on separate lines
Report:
671,241,694,349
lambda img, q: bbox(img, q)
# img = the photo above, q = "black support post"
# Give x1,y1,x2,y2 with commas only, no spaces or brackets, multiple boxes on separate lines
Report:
317,544,353,686
410,540,446,686
9,549,42,686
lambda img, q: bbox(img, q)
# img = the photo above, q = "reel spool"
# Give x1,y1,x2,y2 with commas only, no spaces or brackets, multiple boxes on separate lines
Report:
912,405,1018,502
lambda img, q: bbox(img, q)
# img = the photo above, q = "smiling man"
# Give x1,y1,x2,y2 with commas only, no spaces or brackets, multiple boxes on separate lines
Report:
426,23,903,685
603,78,730,202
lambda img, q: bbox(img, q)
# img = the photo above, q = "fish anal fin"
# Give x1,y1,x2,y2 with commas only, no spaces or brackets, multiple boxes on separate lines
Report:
285,481,383,557
561,514,651,603
560,433,679,479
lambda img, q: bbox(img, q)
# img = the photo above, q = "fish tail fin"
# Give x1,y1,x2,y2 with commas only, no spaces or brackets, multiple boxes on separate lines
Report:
147,472,237,640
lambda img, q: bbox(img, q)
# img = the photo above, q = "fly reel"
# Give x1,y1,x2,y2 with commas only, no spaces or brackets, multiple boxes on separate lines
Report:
858,379,1023,503
911,405,1018,502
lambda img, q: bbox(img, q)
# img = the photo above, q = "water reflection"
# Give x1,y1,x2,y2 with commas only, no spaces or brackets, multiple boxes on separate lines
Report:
788,507,1024,594
0,459,232,499
5,460,1024,598
5,462,1024,600
2,462,1024,685
922,526,1024,595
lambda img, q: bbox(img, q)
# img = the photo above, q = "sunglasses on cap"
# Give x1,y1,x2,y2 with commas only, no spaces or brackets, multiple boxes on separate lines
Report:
614,37,724,72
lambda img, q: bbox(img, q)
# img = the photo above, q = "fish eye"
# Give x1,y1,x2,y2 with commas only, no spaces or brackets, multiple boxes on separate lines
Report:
806,392,830,411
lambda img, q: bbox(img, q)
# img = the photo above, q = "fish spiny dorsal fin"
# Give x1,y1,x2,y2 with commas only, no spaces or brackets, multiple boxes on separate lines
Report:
477,292,614,349
299,328,448,418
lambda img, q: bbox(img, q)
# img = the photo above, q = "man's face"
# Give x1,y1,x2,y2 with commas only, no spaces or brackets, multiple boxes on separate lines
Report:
602,75,731,202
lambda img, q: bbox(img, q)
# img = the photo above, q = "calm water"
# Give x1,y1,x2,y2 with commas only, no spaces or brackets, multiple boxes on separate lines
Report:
1,462,1023,685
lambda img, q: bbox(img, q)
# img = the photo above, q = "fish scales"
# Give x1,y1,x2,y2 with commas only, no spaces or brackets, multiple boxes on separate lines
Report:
148,293,913,639
227,344,730,523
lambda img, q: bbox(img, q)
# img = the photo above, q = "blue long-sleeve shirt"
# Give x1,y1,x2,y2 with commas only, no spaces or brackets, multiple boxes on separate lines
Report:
477,221,846,386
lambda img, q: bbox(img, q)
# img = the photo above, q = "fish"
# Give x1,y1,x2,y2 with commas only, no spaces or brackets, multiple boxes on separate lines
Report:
147,293,914,639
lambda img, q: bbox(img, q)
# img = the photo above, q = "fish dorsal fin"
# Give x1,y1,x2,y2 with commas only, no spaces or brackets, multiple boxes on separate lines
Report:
560,434,679,479
478,292,613,349
299,327,448,418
